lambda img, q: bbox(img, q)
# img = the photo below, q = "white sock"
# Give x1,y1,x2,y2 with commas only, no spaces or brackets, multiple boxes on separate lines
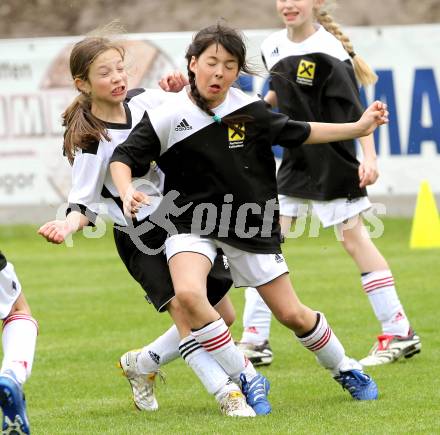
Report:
137,325,181,374
191,318,247,383
241,287,272,344
361,270,410,336
179,335,238,400
296,312,360,376
1,314,38,385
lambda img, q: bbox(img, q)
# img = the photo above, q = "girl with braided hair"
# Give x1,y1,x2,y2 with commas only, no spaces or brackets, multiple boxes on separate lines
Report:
237,0,421,368
38,34,262,418
110,23,388,406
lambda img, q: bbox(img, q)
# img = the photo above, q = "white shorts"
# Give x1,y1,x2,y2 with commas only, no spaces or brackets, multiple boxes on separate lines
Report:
165,234,289,288
278,195,371,228
0,262,22,319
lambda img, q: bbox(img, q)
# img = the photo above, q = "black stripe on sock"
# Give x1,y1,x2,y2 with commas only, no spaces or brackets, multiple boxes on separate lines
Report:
297,312,321,339
179,340,202,360
191,318,221,333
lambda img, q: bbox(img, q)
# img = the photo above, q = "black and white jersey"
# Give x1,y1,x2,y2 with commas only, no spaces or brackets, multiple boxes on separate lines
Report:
67,88,169,226
262,25,367,200
0,252,6,271
111,87,311,254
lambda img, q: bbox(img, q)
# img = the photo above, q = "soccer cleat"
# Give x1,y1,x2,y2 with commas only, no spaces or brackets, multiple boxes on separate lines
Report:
218,390,256,417
334,369,378,400
118,350,162,411
240,373,271,415
0,371,30,434
360,330,421,367
236,340,273,367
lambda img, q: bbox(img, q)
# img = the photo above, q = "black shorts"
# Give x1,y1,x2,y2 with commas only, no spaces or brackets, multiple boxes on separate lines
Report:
113,222,233,312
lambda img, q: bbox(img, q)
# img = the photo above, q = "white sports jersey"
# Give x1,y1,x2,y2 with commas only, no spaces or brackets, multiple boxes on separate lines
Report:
67,88,170,226
261,25,366,201
261,25,349,72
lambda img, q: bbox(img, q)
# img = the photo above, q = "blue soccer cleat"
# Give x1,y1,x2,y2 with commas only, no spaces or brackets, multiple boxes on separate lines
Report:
240,372,271,415
334,369,378,400
0,371,30,434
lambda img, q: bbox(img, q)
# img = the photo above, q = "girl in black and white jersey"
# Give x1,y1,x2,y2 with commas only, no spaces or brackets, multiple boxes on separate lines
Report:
239,0,420,368
38,35,259,417
111,23,388,403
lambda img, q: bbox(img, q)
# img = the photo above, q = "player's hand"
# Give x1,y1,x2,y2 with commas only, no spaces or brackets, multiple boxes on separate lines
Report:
357,101,388,136
123,188,150,218
158,71,188,92
359,157,379,188
37,220,73,244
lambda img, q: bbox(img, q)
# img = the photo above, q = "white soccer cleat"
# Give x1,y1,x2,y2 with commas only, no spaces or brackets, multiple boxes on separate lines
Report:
236,340,273,367
218,391,256,417
360,330,422,367
118,350,161,411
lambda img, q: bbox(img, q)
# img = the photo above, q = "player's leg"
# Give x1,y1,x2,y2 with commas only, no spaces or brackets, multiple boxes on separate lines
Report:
128,253,236,387
220,244,377,401
237,198,303,365
167,235,269,415
129,296,235,380
0,262,37,435
257,273,378,400
237,215,293,365
237,287,273,366
337,215,420,366
115,228,253,416
119,297,251,416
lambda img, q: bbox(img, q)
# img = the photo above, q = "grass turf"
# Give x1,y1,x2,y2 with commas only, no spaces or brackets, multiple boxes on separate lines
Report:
1,218,439,434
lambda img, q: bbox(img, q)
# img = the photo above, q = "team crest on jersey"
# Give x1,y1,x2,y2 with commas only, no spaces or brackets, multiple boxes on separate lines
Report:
296,59,316,86
228,123,245,149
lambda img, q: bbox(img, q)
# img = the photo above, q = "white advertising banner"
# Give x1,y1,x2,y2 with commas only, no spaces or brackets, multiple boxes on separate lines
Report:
0,24,439,208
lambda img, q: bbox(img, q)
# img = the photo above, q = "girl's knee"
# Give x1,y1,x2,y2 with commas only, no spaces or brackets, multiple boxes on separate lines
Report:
274,304,309,330
341,236,357,256
9,295,32,316
174,285,205,308
221,309,235,327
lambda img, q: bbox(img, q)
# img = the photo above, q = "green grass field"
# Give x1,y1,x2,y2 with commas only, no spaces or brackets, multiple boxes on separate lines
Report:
1,218,439,434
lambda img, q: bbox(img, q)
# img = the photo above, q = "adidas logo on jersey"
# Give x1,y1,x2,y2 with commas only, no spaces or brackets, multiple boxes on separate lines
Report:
175,118,193,131
271,47,279,57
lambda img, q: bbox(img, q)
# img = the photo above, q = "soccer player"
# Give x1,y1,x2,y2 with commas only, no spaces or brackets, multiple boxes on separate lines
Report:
0,252,38,434
38,35,261,417
110,23,387,402
237,0,421,368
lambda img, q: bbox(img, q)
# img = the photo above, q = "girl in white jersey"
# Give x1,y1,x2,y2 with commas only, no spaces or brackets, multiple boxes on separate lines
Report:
38,35,261,417
111,23,388,404
238,0,421,368
0,252,36,434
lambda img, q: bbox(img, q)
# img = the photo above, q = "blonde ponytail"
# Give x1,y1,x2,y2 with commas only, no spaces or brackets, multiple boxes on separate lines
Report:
316,10,377,86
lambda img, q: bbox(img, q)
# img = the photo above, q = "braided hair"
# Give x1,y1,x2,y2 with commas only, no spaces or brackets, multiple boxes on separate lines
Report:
185,23,254,129
316,6,377,86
